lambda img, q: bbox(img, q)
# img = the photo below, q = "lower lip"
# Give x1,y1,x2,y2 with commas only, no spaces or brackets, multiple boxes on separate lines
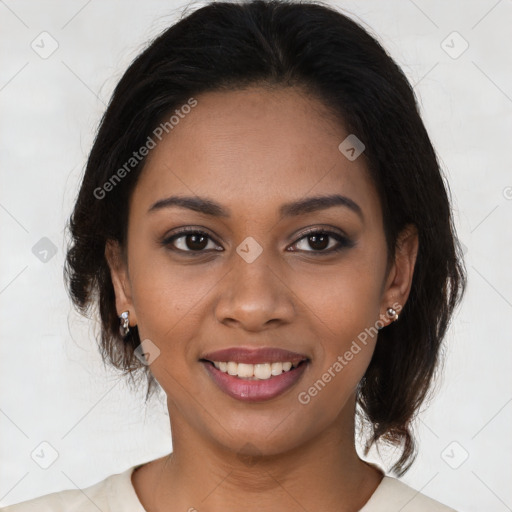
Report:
201,361,309,402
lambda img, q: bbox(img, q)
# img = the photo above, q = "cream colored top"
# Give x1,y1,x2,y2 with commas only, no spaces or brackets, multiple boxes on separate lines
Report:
0,464,457,511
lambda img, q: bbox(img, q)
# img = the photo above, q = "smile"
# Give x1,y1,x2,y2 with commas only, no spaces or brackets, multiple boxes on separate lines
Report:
208,360,303,380
200,359,309,402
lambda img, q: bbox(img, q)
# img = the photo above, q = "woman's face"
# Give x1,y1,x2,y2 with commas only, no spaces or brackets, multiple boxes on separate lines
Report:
107,86,417,457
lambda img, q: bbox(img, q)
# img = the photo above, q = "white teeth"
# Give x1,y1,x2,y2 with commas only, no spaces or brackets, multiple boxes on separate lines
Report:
211,360,302,380
237,363,254,378
271,362,283,375
254,363,271,380
227,361,238,375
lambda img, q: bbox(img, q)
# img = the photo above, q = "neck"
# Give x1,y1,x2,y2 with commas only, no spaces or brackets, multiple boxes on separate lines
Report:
134,395,383,512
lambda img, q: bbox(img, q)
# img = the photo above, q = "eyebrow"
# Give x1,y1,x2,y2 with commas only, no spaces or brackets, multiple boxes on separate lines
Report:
148,194,364,221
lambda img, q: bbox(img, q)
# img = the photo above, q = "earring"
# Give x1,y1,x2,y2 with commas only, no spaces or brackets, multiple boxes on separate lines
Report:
386,307,399,322
119,311,130,337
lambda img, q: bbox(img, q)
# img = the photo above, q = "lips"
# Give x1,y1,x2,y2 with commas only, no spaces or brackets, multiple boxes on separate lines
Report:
200,347,309,365
201,359,309,402
199,346,310,402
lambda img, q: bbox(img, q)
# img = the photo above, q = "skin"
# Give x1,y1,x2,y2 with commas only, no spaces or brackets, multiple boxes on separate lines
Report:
105,86,418,512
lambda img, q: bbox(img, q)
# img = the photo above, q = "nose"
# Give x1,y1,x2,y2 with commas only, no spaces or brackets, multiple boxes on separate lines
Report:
213,250,295,332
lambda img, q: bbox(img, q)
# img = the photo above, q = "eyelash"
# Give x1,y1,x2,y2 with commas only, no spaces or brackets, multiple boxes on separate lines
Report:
161,227,354,255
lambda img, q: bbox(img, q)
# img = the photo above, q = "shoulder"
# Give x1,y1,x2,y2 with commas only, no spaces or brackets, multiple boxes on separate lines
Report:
0,465,144,512
361,476,457,512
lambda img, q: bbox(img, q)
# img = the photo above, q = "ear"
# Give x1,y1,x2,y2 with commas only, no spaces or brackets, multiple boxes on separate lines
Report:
104,239,137,326
379,224,419,326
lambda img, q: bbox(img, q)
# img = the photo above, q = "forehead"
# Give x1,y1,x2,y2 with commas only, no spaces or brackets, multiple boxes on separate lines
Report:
132,86,381,226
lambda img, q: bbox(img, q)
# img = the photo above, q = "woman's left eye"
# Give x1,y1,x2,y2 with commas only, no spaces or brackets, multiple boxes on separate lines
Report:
291,230,353,253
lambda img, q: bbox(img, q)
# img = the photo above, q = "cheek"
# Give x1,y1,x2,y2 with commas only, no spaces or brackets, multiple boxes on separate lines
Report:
289,256,383,401
128,248,222,365
293,270,381,419
292,253,384,341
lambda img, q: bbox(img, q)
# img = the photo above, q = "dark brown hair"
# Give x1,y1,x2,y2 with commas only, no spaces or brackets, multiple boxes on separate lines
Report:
63,0,466,475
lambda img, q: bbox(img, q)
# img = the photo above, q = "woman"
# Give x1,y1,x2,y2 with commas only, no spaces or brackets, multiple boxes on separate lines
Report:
2,0,466,510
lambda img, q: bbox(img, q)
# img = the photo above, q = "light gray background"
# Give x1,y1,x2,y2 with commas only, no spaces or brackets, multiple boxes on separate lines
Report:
1,0,511,510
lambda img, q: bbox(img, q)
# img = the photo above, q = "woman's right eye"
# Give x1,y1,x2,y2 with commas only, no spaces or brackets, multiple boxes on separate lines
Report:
162,229,221,253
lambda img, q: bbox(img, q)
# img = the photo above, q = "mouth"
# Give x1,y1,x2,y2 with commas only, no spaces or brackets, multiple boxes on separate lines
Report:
199,357,310,402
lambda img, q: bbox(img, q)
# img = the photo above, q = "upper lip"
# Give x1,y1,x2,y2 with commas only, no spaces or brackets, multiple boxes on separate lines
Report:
200,347,310,365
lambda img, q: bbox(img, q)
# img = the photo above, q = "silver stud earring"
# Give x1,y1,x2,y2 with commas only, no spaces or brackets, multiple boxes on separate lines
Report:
119,311,130,337
386,307,399,322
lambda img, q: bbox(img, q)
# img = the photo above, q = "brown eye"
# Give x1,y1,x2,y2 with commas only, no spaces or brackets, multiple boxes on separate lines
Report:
162,229,220,252
180,233,209,251
291,229,354,254
305,233,330,251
